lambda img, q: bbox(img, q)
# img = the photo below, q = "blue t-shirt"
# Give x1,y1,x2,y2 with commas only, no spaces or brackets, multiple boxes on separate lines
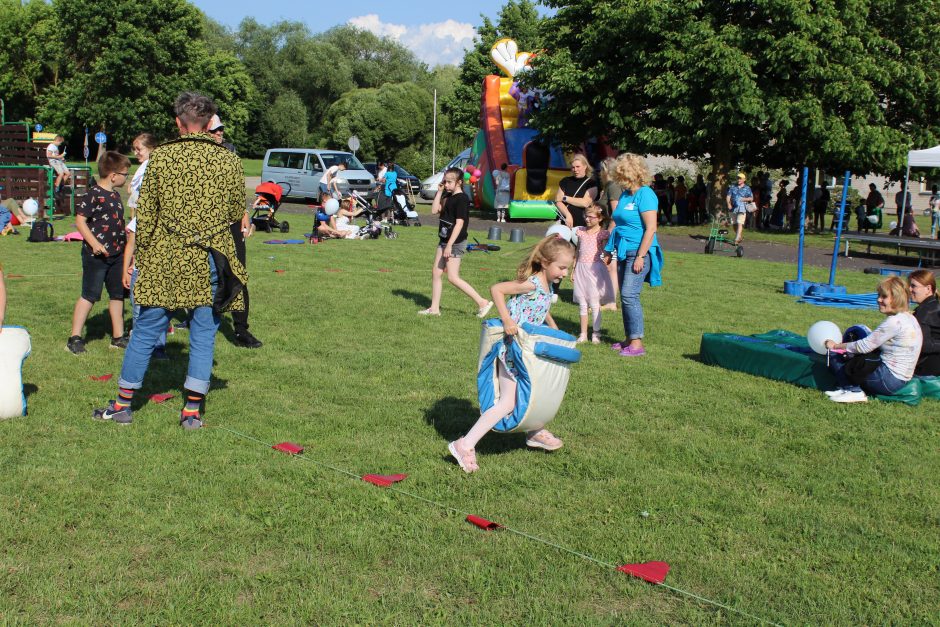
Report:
609,186,657,251
315,210,329,225
384,170,398,196
727,184,753,213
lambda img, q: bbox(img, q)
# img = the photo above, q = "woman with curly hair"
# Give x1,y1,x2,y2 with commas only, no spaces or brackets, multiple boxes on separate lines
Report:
602,154,664,357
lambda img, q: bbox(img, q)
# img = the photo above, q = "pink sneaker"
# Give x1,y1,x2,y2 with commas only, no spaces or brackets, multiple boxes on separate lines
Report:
611,341,627,351
619,346,646,357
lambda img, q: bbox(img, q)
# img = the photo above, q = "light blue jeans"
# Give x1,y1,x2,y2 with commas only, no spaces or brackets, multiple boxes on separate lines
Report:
130,268,166,350
617,252,650,340
0,208,11,231
119,254,220,394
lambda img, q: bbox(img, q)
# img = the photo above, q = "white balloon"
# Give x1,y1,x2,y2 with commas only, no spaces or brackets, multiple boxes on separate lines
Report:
890,220,898,229
545,224,578,245
867,215,878,224
22,198,39,217
324,198,339,216
807,321,842,355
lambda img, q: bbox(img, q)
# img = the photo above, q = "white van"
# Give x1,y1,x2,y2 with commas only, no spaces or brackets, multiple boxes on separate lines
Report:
261,149,376,200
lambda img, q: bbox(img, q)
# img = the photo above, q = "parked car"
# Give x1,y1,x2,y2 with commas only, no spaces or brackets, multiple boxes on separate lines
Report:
420,148,472,199
261,149,376,200
363,163,421,196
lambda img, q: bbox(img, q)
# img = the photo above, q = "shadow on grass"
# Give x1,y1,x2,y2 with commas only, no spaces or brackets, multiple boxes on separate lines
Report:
423,396,526,455
392,289,430,309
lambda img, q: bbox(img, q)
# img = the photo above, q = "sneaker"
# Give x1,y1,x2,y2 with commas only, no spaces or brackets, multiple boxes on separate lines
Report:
92,401,133,425
611,341,627,351
110,335,129,349
233,331,262,349
591,334,602,345
153,347,169,360
180,414,203,430
66,335,86,354
619,346,647,357
824,388,846,397
831,390,868,403
525,429,564,451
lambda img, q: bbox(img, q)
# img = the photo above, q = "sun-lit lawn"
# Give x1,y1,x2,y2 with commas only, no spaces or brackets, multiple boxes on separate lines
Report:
0,223,936,623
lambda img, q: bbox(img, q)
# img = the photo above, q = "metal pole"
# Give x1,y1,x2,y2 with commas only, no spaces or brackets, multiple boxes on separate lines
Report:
796,166,809,282
829,170,851,286
432,89,437,174
899,162,911,240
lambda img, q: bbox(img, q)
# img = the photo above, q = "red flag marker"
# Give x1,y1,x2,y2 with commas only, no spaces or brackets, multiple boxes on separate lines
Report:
90,374,113,382
6,274,23,279
362,473,407,487
617,561,670,584
377,268,391,273
272,442,304,455
466,514,501,530
274,269,285,274
325,268,342,273
149,393,174,403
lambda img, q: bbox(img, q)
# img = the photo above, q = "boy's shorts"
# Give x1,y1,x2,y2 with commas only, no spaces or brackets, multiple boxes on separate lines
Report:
733,212,746,225
81,247,125,303
50,160,69,176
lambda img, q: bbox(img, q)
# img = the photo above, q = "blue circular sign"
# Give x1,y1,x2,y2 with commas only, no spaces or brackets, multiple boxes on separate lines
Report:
34,123,43,132
95,132,107,145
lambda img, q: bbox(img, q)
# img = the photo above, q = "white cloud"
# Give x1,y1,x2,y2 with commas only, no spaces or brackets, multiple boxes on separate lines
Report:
349,14,476,66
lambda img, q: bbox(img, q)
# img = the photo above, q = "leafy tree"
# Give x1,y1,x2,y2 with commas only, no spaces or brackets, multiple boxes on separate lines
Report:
262,90,310,148
444,0,546,140
318,25,429,88
532,0,940,202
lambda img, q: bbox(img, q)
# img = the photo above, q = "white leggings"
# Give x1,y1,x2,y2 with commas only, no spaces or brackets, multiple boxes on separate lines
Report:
579,302,602,331
463,361,517,450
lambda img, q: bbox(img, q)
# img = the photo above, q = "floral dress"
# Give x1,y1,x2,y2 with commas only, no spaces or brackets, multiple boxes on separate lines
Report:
498,275,552,378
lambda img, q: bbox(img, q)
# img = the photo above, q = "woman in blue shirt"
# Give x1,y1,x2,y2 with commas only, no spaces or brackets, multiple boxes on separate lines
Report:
602,154,664,357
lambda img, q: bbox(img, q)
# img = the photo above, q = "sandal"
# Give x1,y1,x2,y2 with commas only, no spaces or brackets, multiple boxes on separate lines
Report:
576,334,587,344
525,429,564,451
417,308,441,316
448,439,478,473
476,301,494,318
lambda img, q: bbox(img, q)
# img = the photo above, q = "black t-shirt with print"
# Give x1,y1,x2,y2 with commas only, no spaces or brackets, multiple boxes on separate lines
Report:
559,175,598,227
76,184,126,257
439,192,470,244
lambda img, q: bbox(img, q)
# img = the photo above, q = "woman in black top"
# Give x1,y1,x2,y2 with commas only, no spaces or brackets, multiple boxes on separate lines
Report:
909,269,940,375
554,154,598,228
418,167,493,317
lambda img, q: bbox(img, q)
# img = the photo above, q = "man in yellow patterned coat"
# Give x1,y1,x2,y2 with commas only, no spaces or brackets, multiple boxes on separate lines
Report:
94,92,248,429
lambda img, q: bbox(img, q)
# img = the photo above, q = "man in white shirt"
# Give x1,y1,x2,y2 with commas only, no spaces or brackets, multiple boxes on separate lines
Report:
320,163,346,199
46,135,71,192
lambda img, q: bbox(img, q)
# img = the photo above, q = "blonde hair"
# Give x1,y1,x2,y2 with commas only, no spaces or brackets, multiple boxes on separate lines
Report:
517,236,575,281
877,276,910,313
611,153,652,192
570,154,594,178
599,157,616,184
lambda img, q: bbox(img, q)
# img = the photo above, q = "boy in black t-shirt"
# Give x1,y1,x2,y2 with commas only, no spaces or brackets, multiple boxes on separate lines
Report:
67,151,131,354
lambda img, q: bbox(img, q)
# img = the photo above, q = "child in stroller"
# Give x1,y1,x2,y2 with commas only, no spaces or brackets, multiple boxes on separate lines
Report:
251,181,291,233
348,191,396,239
391,188,421,226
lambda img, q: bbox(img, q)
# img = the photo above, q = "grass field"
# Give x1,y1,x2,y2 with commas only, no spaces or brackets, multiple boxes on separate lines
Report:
0,222,937,624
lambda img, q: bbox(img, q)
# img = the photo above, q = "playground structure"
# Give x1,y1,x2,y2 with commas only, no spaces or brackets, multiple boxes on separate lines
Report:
466,39,614,220
0,99,89,217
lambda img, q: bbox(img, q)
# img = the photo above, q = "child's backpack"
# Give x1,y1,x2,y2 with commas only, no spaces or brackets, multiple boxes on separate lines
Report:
27,220,53,243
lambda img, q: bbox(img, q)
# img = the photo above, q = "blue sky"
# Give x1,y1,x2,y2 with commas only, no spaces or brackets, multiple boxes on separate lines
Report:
190,0,550,66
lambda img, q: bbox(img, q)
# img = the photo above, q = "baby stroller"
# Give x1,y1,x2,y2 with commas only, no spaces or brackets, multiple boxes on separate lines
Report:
391,188,421,226
251,181,291,233
349,191,397,239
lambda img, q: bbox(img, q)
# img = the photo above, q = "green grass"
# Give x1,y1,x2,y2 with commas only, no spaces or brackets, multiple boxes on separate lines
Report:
0,224,937,624
242,158,263,178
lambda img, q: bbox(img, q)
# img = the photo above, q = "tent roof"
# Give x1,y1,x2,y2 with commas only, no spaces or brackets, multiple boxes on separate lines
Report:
908,145,940,168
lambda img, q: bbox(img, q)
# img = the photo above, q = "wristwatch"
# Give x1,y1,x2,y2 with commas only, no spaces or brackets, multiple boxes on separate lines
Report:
562,195,568,202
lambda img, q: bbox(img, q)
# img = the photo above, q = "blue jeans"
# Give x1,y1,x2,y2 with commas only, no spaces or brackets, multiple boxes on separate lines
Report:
617,252,650,340
0,208,11,231
829,355,907,395
130,267,166,350
119,254,220,394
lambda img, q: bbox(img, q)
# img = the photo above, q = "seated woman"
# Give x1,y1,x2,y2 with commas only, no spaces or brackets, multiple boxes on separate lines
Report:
909,269,940,376
335,197,363,239
310,194,348,241
823,276,923,403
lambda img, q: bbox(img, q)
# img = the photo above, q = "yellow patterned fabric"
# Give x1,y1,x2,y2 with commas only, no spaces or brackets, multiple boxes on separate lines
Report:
134,133,247,311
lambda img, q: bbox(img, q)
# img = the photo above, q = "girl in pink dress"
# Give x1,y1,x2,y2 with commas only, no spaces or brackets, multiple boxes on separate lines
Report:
573,205,615,343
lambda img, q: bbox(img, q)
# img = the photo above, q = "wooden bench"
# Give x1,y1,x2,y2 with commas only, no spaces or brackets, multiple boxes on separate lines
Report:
0,166,55,218
841,234,940,266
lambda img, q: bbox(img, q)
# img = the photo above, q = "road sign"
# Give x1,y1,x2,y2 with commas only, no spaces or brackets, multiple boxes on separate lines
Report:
34,124,43,132
95,132,107,145
347,135,360,152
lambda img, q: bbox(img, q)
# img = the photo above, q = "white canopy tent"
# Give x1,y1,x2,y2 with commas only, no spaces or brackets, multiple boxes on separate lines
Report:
899,145,940,238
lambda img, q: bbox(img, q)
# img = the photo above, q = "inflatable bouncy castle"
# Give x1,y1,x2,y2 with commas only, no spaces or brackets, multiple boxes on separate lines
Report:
468,39,616,220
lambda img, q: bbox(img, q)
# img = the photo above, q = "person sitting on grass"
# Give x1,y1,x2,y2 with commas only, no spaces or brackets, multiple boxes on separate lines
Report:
823,277,922,403
908,270,940,376
335,197,363,238
66,151,131,354
311,195,347,241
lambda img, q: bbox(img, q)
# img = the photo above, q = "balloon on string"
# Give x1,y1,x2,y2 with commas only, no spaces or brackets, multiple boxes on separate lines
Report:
324,198,340,215
890,220,898,229
470,176,479,184
545,223,578,246
22,198,39,217
472,168,482,178
806,321,841,354
463,172,471,181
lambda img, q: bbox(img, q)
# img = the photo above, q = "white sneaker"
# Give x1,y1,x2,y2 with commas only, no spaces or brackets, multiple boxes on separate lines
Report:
824,389,845,397
831,390,868,403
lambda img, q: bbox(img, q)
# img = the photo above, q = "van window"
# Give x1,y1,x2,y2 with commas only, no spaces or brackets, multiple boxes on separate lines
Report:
267,152,306,169
320,152,365,171
306,155,323,172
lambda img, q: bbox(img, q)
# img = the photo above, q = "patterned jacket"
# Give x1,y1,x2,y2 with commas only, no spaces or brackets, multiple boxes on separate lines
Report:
133,133,247,311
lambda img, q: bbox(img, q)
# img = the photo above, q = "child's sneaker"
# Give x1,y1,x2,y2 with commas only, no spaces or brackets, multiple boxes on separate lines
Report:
180,413,203,430
66,335,86,354
92,401,133,425
110,335,129,349
525,429,564,451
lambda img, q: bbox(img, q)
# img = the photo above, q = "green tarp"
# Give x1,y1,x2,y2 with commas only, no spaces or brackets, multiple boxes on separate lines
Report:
699,329,940,405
